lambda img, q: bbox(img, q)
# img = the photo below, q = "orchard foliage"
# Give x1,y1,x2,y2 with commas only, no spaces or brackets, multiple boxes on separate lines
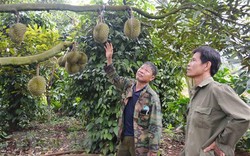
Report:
62,10,183,153
0,0,249,154
0,11,61,133
150,0,250,92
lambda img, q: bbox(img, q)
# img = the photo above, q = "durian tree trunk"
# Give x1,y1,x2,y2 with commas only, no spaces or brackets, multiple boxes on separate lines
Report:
0,41,73,66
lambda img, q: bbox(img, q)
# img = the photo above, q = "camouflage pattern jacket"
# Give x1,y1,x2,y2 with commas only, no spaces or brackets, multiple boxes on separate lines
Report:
104,64,162,155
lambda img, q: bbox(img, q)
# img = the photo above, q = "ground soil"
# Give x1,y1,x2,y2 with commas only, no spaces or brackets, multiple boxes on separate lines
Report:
0,118,249,156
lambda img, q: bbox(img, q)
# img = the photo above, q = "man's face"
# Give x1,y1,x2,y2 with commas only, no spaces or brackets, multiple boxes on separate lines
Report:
136,64,155,83
187,52,208,78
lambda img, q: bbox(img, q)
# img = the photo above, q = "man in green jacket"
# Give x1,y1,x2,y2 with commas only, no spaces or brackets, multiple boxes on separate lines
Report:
103,42,162,156
181,46,250,156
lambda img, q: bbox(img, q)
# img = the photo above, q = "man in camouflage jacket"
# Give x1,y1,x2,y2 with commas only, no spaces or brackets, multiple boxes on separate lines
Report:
104,42,162,156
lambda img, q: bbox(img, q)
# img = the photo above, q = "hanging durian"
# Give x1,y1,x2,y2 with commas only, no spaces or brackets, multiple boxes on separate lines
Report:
63,43,88,75
77,52,88,71
124,9,141,39
65,52,88,75
77,52,88,65
79,63,87,71
66,51,80,64
93,15,109,43
28,76,46,96
65,62,81,75
9,22,27,44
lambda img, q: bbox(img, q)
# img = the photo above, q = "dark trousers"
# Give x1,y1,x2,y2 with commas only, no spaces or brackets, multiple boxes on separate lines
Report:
117,136,136,156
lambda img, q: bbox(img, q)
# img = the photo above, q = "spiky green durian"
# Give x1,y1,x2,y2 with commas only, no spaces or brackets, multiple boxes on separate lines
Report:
93,22,109,43
77,52,88,65
65,62,81,75
9,23,27,44
79,63,87,71
28,76,46,96
66,51,79,64
124,17,141,39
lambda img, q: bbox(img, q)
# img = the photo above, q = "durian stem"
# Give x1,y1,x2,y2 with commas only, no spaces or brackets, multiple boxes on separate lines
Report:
36,64,40,76
72,42,77,51
98,15,103,24
128,6,133,18
16,12,20,23
97,5,105,23
0,41,73,66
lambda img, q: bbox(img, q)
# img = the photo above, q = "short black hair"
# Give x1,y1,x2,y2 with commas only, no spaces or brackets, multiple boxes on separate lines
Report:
193,46,221,77
143,61,158,76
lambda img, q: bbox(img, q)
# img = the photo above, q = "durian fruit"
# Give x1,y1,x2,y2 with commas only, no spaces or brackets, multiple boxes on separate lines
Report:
61,43,88,75
9,23,27,44
93,20,109,43
58,55,67,67
124,17,141,39
28,76,46,96
66,51,79,64
65,62,81,75
79,63,87,71
77,52,88,65
65,52,88,75
77,52,88,71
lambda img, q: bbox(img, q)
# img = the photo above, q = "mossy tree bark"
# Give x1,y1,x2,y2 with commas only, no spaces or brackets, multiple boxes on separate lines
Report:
0,3,192,19
0,41,73,66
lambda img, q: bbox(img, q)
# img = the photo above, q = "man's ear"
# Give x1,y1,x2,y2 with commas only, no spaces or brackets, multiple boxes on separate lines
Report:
150,75,155,81
205,61,212,71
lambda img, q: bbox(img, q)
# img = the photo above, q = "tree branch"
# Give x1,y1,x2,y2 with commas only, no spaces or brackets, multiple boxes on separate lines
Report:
0,41,73,66
203,8,247,26
0,3,192,19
